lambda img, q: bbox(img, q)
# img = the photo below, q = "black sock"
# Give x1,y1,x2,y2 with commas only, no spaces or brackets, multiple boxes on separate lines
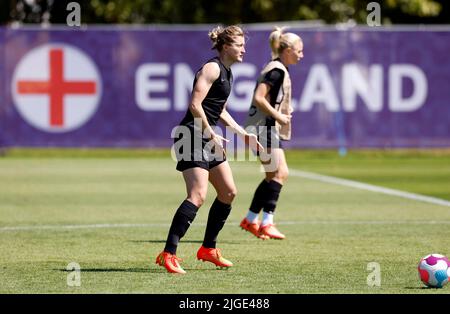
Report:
164,200,199,254
262,180,283,214
202,198,232,248
249,179,270,214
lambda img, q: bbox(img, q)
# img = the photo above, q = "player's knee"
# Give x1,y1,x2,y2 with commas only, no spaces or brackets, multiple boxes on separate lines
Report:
219,187,237,203
275,167,289,183
228,187,237,201
282,167,289,180
188,190,207,207
191,196,205,207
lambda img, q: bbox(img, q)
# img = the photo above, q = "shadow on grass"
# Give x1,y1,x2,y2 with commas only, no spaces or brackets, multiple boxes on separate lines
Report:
404,286,442,290
55,267,224,273
55,268,156,273
129,239,241,244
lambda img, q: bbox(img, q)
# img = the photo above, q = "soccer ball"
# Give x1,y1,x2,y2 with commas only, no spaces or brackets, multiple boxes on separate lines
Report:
418,254,450,288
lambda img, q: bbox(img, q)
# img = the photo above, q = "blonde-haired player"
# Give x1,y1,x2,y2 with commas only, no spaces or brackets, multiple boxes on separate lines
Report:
240,27,304,240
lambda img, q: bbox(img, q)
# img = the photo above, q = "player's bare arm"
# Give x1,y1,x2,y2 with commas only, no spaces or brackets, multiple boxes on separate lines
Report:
253,83,291,125
220,108,263,151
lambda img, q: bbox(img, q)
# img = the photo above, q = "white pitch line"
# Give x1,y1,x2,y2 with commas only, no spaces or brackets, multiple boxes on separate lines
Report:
1,220,450,232
276,220,450,225
0,223,170,232
1,170,448,232
290,169,450,208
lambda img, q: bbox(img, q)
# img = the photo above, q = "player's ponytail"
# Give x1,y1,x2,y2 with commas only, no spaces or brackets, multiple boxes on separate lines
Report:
209,26,224,50
269,26,302,59
209,25,244,51
269,26,286,59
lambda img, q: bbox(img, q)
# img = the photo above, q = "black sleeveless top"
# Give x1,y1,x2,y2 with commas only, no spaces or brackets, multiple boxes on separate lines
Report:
179,57,233,128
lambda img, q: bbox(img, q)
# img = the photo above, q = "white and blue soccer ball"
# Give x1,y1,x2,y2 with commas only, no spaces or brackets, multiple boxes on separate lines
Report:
418,254,450,288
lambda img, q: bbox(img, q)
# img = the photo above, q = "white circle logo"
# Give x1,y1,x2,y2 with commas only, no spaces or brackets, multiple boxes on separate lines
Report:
12,44,102,133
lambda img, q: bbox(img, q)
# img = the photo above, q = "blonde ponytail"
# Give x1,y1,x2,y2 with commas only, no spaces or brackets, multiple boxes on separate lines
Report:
269,26,287,59
269,26,302,59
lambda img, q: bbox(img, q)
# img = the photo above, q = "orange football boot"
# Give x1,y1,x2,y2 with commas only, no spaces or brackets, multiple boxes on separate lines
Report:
240,218,269,240
155,251,186,274
196,246,233,268
259,224,285,239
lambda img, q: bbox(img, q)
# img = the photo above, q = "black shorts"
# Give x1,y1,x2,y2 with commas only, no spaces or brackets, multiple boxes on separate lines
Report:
257,126,283,150
173,131,226,172
248,126,283,158
176,158,226,172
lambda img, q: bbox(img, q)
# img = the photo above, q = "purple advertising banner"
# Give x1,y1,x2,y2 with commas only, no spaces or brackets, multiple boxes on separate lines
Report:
1,26,449,148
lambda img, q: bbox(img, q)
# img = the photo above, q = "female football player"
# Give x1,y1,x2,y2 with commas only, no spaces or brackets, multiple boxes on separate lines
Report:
240,27,303,240
156,25,263,274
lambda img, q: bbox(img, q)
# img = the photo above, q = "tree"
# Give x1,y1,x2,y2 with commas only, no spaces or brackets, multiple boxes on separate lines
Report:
1,0,448,25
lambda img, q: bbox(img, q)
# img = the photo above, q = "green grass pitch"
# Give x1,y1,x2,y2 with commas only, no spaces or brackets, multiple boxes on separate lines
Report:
0,149,449,293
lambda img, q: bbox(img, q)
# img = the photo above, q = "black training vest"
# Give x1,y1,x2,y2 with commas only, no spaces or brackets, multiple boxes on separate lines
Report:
179,57,233,128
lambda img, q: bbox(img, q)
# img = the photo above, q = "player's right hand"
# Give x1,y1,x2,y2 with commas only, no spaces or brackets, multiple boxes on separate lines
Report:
276,113,292,126
209,132,228,151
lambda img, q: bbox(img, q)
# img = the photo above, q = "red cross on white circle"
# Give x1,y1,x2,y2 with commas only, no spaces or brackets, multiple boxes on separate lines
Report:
12,44,102,133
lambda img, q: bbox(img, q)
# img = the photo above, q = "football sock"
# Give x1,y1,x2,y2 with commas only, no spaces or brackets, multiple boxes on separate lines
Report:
246,210,260,223
261,212,274,226
262,180,283,215
249,179,270,214
164,200,199,255
202,198,232,248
